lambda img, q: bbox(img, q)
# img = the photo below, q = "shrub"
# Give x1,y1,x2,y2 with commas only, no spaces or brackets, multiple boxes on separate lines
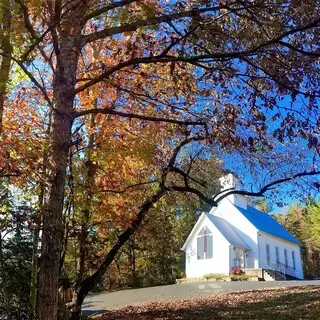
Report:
231,267,244,275
230,274,253,281
204,273,227,281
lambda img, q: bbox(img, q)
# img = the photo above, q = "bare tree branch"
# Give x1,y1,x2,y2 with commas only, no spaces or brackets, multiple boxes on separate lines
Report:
169,166,208,188
73,107,207,126
214,170,320,203
167,185,217,206
278,41,320,57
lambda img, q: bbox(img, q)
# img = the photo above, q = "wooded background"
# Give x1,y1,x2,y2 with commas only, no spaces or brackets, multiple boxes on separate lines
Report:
0,0,320,319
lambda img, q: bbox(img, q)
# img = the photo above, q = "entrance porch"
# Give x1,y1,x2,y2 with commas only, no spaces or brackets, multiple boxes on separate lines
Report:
230,246,247,269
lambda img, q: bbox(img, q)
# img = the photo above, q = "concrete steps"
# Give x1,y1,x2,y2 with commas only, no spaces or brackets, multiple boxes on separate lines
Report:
263,269,299,281
263,270,276,281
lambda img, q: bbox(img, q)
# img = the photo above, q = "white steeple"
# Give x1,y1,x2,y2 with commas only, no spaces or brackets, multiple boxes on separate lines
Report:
218,174,247,209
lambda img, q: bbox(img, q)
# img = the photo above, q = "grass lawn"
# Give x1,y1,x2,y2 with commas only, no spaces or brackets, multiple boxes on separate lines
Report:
93,286,320,320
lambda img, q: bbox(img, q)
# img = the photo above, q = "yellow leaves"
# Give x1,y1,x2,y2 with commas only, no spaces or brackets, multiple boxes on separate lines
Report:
111,1,158,26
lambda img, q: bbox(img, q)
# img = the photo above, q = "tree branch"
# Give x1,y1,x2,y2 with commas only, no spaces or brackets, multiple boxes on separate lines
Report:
72,134,208,311
84,0,138,21
167,185,217,206
16,0,54,66
96,180,157,194
73,107,207,127
74,52,256,94
159,24,200,56
81,5,226,45
167,136,206,169
76,13,320,95
8,55,53,109
278,41,320,57
170,166,207,188
214,170,320,203
75,188,167,307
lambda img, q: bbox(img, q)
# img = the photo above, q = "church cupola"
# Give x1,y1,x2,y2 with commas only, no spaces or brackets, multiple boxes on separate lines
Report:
218,174,247,209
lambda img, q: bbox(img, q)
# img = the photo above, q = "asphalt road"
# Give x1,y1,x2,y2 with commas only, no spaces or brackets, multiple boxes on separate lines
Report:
82,280,320,316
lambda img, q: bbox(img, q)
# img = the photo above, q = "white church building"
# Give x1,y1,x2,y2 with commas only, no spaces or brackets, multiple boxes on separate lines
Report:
182,174,304,280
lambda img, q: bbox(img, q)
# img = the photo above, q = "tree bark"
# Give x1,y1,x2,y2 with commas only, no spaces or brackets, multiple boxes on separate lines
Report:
30,108,51,319
76,111,96,289
29,227,39,319
0,0,12,135
129,237,136,285
37,13,84,319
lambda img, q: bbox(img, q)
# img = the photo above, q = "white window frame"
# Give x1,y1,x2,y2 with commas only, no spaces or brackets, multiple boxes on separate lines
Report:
284,249,288,267
275,246,280,264
266,244,270,264
292,251,296,270
197,226,213,260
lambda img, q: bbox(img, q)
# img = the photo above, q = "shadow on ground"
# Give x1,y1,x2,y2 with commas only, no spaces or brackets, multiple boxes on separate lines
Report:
94,286,320,320
82,309,108,316
82,300,108,317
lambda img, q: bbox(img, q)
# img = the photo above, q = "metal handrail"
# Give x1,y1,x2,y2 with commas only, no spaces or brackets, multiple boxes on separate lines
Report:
275,261,296,276
244,258,296,278
269,260,286,280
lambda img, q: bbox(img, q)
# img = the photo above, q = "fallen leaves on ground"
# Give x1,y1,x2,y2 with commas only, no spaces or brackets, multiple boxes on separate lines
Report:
93,286,320,320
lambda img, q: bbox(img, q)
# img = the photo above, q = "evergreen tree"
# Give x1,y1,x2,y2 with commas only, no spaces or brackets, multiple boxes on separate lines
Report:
0,215,33,319
274,202,320,278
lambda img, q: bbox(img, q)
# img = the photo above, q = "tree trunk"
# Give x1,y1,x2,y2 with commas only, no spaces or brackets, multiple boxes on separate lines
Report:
30,109,51,319
0,0,12,135
76,111,96,288
29,227,39,319
128,237,136,286
37,26,82,319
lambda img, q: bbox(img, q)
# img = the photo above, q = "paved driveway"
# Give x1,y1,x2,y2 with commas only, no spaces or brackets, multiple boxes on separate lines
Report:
83,280,320,316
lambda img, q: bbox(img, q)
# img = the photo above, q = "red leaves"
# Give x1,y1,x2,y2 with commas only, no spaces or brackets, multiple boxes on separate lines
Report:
308,135,319,149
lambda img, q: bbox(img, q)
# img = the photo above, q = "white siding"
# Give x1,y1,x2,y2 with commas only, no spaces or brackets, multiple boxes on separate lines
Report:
258,232,304,279
185,215,230,278
209,199,260,268
184,195,304,279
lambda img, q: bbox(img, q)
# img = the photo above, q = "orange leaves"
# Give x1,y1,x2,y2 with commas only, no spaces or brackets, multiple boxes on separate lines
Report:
0,85,48,185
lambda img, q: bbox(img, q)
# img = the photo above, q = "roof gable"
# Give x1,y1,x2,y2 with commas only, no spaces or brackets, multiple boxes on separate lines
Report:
181,211,251,251
206,214,250,249
235,205,300,244
181,212,206,251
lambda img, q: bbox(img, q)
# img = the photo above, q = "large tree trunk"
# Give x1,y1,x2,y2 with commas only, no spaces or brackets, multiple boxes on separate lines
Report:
0,0,12,135
37,22,83,319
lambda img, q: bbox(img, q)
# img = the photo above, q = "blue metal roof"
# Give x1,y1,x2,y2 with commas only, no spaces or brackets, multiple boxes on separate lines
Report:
235,205,300,244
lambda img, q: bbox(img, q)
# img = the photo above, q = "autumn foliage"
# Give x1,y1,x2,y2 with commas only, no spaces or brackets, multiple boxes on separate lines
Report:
0,1,320,320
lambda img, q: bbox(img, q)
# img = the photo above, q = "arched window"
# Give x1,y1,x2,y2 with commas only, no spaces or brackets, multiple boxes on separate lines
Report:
197,226,213,260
